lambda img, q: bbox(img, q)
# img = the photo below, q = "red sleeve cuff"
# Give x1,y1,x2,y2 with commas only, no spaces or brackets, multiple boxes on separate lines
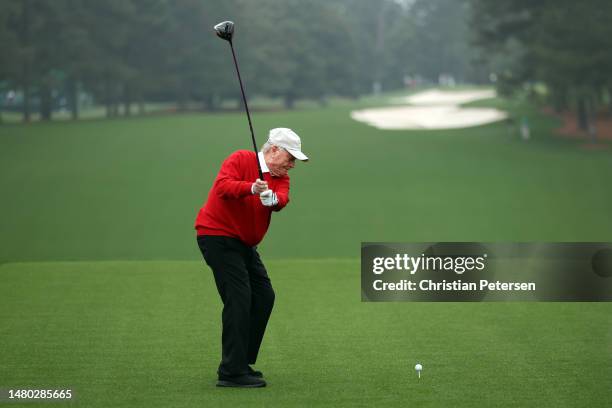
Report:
241,181,253,196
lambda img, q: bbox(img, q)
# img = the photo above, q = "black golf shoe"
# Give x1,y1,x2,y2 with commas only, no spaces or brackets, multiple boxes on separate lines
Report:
248,366,263,378
217,374,266,388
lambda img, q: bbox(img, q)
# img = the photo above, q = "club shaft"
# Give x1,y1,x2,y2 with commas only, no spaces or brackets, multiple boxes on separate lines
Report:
229,41,264,180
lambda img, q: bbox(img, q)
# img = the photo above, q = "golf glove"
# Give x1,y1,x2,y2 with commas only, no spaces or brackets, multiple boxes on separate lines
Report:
259,189,278,207
251,179,268,194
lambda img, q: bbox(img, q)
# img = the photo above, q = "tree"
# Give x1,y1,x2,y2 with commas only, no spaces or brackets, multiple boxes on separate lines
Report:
238,0,359,108
470,0,612,138
0,1,20,122
3,0,36,122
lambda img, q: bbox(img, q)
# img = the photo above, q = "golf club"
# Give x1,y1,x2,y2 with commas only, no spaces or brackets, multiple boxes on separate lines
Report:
213,20,264,180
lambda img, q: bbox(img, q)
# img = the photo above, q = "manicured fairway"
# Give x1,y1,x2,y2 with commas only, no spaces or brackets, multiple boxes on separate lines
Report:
0,260,610,407
1,95,612,262
1,93,611,407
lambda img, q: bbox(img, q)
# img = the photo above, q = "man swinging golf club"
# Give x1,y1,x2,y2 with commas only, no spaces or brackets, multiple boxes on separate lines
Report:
197,21,308,388
195,128,308,387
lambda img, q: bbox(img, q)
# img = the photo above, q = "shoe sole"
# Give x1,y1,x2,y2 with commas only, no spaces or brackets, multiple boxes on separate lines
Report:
216,380,266,388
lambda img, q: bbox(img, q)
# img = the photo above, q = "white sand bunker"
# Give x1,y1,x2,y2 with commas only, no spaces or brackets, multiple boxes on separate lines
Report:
351,89,507,130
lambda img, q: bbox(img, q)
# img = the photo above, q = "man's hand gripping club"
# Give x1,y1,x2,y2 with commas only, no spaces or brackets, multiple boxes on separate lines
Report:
251,179,278,207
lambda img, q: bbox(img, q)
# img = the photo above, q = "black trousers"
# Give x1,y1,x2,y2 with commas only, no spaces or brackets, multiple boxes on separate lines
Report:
196,235,275,376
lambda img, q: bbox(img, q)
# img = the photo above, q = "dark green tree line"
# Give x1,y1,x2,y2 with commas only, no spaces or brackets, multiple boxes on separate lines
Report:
470,0,612,137
0,0,474,122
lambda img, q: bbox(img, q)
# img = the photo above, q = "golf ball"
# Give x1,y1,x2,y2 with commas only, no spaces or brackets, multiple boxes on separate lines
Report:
415,363,422,371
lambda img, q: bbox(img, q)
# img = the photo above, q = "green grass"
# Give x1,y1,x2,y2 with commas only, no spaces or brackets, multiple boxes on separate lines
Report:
1,93,611,262
1,90,611,407
0,102,178,123
1,260,610,407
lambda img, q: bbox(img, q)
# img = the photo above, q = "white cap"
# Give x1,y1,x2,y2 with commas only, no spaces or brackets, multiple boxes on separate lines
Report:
268,128,309,161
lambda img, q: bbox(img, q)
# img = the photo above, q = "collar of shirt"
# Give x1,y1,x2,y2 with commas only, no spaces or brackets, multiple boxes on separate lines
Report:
258,152,270,174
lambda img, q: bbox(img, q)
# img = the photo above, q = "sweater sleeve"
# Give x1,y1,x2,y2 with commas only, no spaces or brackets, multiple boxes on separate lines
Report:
214,152,253,199
272,176,290,212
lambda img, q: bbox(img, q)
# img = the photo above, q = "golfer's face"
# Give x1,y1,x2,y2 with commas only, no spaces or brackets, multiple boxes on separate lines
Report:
269,147,295,177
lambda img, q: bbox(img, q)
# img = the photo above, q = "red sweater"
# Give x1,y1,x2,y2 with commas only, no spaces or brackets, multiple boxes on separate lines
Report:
195,150,290,247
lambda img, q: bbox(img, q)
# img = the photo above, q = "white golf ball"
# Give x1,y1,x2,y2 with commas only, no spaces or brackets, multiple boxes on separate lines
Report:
415,363,423,371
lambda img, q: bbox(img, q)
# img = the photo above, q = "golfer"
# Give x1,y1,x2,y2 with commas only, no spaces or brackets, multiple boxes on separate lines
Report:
195,128,308,388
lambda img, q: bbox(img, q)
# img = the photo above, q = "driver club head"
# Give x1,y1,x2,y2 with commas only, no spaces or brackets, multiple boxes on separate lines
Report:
214,21,234,42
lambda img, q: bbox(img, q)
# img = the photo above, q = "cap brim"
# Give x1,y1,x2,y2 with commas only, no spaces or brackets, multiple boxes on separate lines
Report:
287,149,309,161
